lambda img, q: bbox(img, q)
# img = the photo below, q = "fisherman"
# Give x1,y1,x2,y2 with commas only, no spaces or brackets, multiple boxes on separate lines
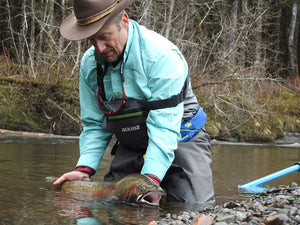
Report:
54,0,215,203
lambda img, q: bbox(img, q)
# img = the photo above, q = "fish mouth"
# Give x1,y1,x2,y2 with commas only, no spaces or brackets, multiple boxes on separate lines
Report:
137,191,163,206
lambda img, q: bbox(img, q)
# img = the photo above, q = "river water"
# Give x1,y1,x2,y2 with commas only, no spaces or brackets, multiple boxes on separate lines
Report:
0,134,299,225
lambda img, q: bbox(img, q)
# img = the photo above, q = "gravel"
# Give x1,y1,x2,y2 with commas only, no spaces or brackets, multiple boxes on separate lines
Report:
149,183,300,225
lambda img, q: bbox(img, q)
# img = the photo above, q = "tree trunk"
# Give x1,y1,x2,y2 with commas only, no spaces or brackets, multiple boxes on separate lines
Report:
140,0,152,28
255,0,263,73
48,0,55,36
58,0,65,58
240,0,248,68
165,0,175,39
6,0,19,60
19,0,28,64
288,2,299,77
229,0,239,67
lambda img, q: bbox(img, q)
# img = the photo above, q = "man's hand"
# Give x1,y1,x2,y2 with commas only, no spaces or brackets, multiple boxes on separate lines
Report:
53,171,89,186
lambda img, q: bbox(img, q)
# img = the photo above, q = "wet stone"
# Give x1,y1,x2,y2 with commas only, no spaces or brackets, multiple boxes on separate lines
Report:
182,211,190,216
248,220,258,225
216,215,235,223
251,213,262,218
160,219,175,225
154,184,299,225
250,216,260,223
190,212,198,219
295,200,300,205
234,211,247,222
159,221,170,225
283,204,293,209
165,213,171,219
180,215,190,223
261,215,281,225
292,216,300,224
252,202,265,211
214,222,227,225
277,208,289,215
171,214,178,220
289,209,297,217
192,214,212,225
277,214,290,223
275,199,290,208
173,220,185,225
288,182,298,188
222,208,232,213
224,201,240,209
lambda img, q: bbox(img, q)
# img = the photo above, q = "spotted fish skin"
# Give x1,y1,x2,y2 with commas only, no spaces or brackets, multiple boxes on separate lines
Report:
46,173,164,206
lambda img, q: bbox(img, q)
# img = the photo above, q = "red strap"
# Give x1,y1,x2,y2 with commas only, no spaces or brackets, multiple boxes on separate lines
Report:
147,175,160,185
75,166,95,177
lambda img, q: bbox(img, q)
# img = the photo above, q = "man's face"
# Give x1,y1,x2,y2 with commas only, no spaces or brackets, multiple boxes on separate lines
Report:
89,13,129,64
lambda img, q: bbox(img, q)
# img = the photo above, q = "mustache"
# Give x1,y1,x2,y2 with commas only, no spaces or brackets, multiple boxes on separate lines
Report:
100,48,113,56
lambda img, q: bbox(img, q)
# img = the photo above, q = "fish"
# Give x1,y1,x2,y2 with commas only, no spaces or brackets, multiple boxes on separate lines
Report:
46,173,164,206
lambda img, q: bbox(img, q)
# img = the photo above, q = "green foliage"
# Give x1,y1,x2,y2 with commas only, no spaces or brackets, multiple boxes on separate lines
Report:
202,88,300,143
0,77,81,135
281,91,296,99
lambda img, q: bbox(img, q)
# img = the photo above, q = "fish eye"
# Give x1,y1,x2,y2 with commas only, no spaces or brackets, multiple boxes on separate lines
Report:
140,187,145,192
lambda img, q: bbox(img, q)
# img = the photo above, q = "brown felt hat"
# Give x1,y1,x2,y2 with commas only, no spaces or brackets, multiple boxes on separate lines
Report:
60,0,135,41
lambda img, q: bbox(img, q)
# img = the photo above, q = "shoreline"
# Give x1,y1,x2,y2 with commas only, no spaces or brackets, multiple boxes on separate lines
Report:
0,129,79,140
1,129,299,148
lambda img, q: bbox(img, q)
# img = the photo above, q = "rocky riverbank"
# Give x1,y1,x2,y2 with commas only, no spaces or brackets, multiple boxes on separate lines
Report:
149,183,300,225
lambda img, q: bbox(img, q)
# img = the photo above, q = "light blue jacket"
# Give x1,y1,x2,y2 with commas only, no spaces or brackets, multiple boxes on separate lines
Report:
77,20,188,181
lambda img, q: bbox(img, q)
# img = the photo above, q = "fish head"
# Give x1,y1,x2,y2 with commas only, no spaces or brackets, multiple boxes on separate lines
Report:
119,174,165,206
136,185,164,206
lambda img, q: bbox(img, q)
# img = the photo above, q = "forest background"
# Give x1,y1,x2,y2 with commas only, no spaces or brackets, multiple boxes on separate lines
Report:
0,0,299,143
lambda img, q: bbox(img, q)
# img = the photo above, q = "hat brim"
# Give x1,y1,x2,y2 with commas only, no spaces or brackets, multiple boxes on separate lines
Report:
60,0,135,41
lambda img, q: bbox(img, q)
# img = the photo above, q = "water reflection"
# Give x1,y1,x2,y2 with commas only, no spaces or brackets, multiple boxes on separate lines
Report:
49,191,161,225
212,144,300,202
0,135,299,224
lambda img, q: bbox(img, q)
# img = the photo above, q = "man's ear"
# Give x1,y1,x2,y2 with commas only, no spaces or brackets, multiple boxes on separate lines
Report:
121,12,129,29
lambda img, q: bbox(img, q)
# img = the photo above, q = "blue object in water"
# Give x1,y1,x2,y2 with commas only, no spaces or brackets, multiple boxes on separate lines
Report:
238,162,300,193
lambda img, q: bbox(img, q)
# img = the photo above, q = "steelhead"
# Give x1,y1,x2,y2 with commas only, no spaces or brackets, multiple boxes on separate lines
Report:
46,173,164,206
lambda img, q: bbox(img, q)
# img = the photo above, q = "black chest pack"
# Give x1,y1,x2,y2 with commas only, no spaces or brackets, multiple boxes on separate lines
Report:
96,62,187,151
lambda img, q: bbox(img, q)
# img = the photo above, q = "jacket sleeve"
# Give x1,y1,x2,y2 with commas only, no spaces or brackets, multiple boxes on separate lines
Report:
76,53,112,172
141,50,188,181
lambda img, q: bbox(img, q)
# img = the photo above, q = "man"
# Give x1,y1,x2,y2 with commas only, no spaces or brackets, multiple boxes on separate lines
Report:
54,0,214,203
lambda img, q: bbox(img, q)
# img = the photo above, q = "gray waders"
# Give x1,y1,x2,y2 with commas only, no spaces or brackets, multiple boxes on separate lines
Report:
104,127,214,203
97,62,214,203
100,98,214,203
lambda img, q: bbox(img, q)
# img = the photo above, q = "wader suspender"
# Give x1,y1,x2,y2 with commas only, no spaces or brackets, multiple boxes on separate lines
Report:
97,62,126,115
96,62,188,112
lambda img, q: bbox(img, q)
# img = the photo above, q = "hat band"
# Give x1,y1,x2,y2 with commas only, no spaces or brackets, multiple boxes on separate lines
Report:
77,0,122,26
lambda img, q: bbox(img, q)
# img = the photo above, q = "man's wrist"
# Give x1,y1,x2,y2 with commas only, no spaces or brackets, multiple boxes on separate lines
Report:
146,174,160,185
75,166,95,177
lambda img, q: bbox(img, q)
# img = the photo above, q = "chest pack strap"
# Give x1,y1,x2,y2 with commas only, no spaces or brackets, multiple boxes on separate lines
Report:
145,85,186,110
97,63,187,111
97,63,108,101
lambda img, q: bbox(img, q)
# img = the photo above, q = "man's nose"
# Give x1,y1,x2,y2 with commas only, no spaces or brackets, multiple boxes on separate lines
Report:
94,39,106,53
